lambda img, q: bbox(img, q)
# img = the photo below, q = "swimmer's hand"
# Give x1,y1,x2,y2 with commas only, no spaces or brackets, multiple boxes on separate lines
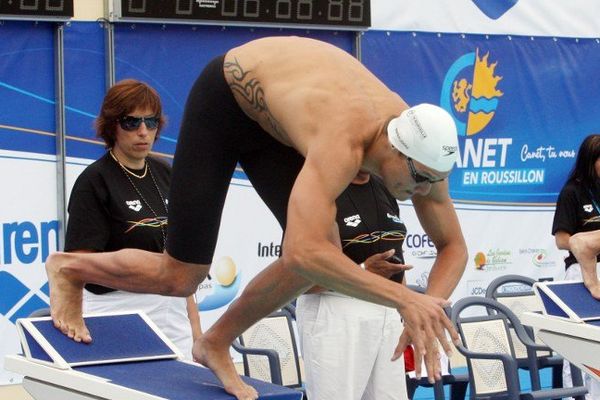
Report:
392,289,459,384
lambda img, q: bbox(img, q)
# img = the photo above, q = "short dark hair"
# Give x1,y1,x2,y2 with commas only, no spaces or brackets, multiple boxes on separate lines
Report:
568,134,600,188
95,79,166,148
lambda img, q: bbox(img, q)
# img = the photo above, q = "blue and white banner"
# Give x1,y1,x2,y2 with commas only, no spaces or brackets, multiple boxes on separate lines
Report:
0,150,58,384
363,31,600,205
372,0,600,38
0,21,58,384
362,31,595,300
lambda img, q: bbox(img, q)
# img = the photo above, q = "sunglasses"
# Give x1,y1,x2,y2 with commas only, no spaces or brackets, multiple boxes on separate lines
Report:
118,115,160,131
406,158,446,184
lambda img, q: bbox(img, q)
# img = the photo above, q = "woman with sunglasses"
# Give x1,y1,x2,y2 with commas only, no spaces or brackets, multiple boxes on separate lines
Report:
64,79,202,359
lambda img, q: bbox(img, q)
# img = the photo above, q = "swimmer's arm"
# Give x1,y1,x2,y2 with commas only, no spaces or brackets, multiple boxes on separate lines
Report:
305,250,411,294
284,142,461,368
283,143,407,308
412,180,467,299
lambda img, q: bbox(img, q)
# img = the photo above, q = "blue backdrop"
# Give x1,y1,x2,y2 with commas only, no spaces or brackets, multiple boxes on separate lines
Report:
0,21,56,156
0,21,354,163
363,31,600,204
3,24,600,204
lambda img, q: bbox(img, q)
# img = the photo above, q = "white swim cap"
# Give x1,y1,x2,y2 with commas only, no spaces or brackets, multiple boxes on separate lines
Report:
387,103,459,172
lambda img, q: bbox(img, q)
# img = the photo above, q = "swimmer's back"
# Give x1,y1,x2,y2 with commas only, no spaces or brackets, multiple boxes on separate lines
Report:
224,36,406,153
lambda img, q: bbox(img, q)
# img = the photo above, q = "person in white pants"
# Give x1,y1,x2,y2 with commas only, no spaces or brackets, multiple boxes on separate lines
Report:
297,172,412,400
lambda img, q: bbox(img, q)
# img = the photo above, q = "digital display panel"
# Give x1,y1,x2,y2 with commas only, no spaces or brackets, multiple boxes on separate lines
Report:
0,0,74,20
113,0,370,29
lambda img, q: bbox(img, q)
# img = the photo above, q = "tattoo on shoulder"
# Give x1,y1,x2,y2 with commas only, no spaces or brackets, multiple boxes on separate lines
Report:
224,57,286,138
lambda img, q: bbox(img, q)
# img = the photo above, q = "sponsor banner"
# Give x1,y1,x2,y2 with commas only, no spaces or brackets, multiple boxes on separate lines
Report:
371,0,600,38
0,22,57,385
0,150,58,384
363,31,600,205
400,201,565,304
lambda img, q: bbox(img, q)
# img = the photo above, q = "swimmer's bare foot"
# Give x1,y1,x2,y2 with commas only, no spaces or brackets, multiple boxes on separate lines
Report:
45,252,91,343
194,333,258,400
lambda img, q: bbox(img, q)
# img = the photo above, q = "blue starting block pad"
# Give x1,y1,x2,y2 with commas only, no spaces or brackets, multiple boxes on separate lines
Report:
534,281,600,322
4,312,303,400
522,281,600,383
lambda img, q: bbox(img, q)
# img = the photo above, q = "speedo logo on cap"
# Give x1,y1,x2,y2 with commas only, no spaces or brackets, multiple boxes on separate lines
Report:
442,145,458,156
393,127,410,150
407,109,427,139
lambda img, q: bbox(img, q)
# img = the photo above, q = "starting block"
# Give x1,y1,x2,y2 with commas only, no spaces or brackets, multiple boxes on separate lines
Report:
4,312,303,399
522,281,600,381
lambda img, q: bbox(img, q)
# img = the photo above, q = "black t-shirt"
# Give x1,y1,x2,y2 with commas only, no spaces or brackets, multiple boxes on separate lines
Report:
336,176,407,282
65,152,170,294
552,180,600,269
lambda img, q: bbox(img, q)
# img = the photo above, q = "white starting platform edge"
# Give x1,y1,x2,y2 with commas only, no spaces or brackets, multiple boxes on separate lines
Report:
4,311,302,400
522,281,600,381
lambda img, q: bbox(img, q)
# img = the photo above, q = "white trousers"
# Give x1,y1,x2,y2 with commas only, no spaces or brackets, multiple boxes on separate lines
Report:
83,290,194,360
562,263,600,399
296,293,407,400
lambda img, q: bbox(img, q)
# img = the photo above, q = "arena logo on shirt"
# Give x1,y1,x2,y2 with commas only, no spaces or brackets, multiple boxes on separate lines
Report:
343,214,361,227
386,213,403,224
126,200,142,212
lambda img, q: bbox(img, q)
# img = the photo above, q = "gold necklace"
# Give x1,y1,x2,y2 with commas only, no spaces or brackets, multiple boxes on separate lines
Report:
109,150,148,179
109,150,167,249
